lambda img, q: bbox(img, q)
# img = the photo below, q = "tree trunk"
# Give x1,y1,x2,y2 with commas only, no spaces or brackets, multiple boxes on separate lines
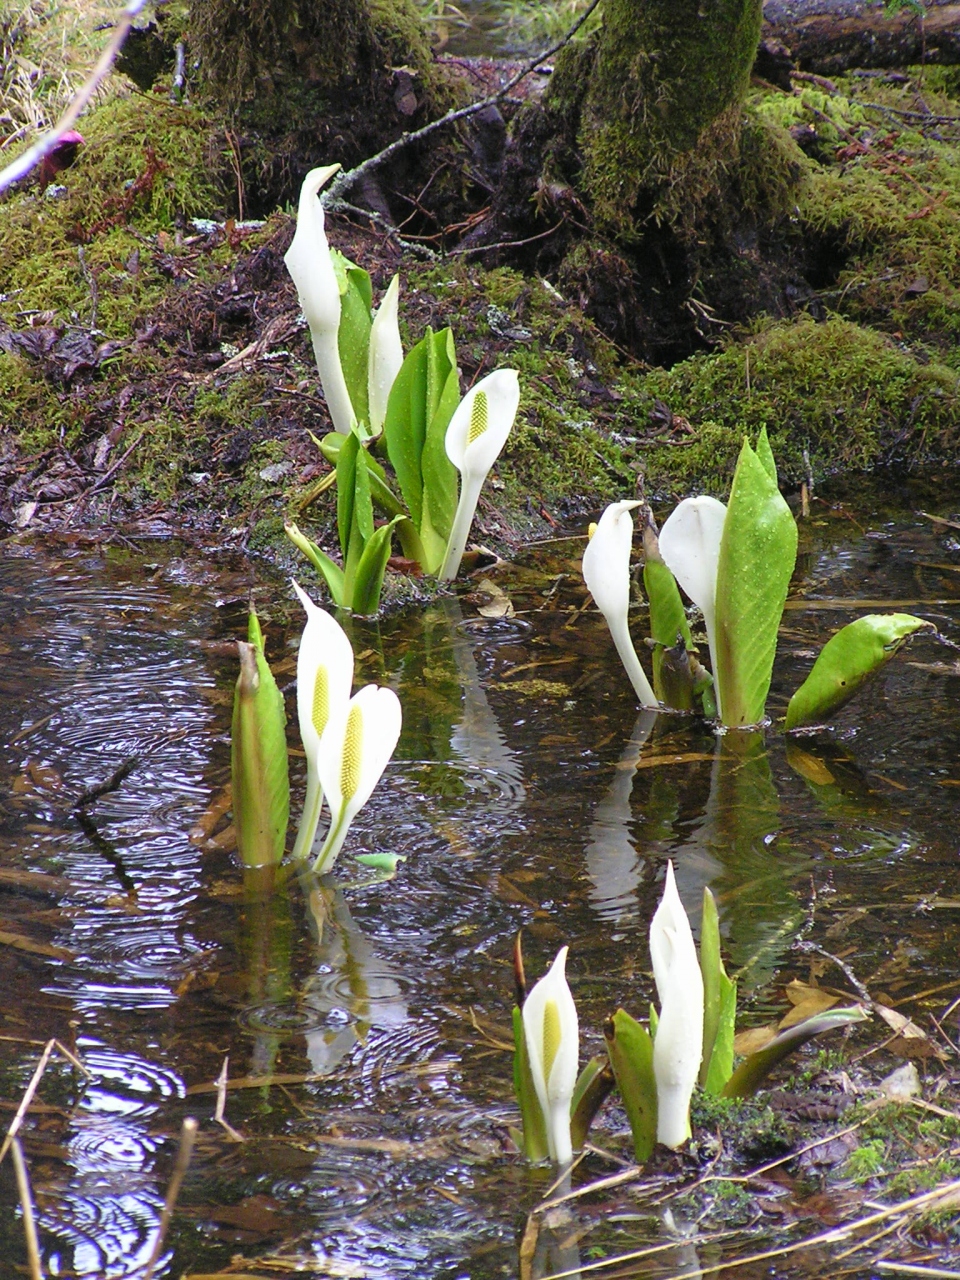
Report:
762,0,960,75
569,0,764,238
188,0,449,209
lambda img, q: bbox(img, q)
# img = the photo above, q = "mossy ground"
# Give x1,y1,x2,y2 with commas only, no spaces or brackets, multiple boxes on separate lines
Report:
2,29,960,592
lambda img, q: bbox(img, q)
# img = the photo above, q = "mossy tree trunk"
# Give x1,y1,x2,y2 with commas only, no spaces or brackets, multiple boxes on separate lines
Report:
188,0,447,209
571,0,764,237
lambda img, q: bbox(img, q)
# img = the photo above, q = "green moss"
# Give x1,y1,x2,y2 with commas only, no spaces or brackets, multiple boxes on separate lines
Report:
749,76,960,364
0,352,85,450
569,0,763,236
0,94,224,335
637,314,960,492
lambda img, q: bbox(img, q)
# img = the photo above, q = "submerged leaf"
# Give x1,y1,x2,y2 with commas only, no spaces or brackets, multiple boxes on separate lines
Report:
785,613,934,731
715,436,798,726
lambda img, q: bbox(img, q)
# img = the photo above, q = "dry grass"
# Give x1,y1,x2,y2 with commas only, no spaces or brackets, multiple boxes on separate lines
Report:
0,0,122,145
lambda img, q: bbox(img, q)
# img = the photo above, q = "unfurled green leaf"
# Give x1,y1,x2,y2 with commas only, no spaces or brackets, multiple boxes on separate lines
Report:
383,327,459,573
231,621,290,868
513,1004,549,1161
722,1005,870,1098
284,521,345,607
336,429,360,560
604,1009,657,1164
334,256,373,429
785,613,934,731
570,1057,615,1151
715,436,798,727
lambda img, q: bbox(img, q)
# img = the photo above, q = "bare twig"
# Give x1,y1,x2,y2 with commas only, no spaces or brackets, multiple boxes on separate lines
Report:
0,0,151,195
213,1057,245,1142
11,1137,44,1280
326,0,602,206
142,1117,198,1280
73,756,140,810
796,940,874,1006
0,1040,56,1166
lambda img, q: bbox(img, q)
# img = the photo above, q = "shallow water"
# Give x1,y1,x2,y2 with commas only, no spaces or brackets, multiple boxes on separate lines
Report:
1,474,959,1278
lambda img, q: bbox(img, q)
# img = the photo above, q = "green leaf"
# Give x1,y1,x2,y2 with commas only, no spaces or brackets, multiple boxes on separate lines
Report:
284,521,345,607
785,613,934,731
604,1009,657,1164
513,1005,549,1161
354,852,406,873
419,328,460,558
704,976,737,1095
384,330,431,527
715,437,798,726
570,1057,615,1152
755,424,777,485
700,886,724,1087
336,430,360,559
722,1005,870,1098
231,625,290,868
338,265,373,429
644,556,695,709
349,514,402,615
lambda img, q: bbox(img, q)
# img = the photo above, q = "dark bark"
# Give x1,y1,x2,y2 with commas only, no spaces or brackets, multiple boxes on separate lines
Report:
762,0,960,74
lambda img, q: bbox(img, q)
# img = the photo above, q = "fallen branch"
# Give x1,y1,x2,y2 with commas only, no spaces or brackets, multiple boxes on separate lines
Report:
326,0,602,210
0,0,150,195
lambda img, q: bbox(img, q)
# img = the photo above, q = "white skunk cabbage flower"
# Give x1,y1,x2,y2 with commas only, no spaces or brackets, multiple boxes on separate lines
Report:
522,945,579,1165
658,496,727,722
290,580,355,862
312,683,402,874
284,164,356,435
439,369,520,580
367,273,403,435
650,860,704,1148
582,501,658,709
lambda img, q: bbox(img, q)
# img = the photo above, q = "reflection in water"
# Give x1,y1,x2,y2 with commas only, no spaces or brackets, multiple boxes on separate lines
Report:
584,710,657,923
3,480,960,1279
300,872,409,1076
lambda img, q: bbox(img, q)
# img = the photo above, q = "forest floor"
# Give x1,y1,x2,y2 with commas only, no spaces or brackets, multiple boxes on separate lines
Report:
2,2,960,580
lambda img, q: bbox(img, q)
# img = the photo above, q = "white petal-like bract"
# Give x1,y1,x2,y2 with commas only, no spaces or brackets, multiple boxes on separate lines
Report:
367,274,403,435
650,861,704,1147
290,579,354,861
522,946,579,1164
582,501,658,708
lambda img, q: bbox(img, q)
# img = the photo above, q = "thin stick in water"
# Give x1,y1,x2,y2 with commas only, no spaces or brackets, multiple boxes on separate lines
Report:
11,1137,44,1280
142,1117,198,1280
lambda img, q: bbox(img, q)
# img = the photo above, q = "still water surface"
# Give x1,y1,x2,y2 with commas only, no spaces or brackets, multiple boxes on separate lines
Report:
1,475,959,1277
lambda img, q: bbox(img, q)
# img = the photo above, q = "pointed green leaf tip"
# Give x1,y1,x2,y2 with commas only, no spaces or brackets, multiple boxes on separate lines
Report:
785,613,934,731
715,434,798,726
231,614,290,868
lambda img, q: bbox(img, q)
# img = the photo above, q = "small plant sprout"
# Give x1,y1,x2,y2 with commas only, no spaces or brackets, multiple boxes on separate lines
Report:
312,683,403,875
289,580,354,862
581,500,658,709
521,945,580,1165
231,610,290,868
440,369,520,580
284,165,355,436
649,861,704,1147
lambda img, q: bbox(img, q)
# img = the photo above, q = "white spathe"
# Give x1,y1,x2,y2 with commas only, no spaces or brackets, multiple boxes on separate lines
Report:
313,683,402,874
290,580,355,861
284,164,356,435
582,501,658,709
658,496,727,722
522,945,579,1165
650,860,704,1148
367,274,403,435
439,369,520,580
